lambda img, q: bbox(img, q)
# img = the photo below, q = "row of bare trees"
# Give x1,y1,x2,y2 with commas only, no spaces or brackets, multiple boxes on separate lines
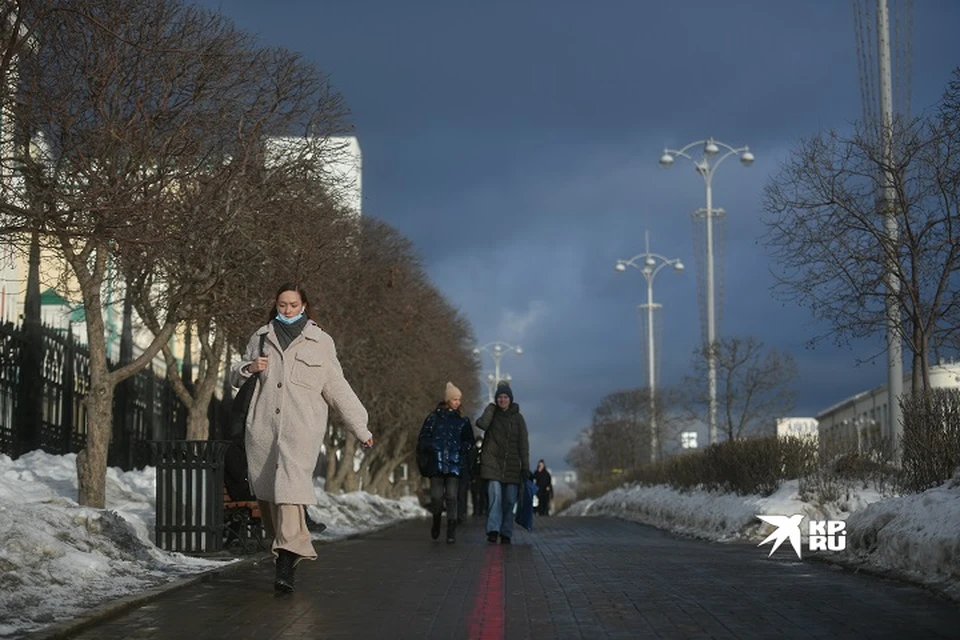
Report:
0,0,478,506
567,337,797,484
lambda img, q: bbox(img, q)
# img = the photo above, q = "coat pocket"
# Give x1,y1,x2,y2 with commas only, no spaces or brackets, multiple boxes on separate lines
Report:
290,353,323,389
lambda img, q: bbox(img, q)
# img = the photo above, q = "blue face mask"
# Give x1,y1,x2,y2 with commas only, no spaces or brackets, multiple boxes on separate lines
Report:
275,309,305,325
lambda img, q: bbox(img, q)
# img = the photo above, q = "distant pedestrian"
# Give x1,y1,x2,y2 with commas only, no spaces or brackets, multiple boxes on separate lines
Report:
533,460,553,516
470,438,487,517
416,382,474,543
457,433,474,524
231,283,373,593
476,381,530,544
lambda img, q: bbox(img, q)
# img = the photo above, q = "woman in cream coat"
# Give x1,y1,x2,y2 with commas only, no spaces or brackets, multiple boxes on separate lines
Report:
232,282,373,592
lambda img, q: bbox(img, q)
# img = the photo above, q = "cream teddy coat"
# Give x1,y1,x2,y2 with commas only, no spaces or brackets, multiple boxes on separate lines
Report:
231,321,371,504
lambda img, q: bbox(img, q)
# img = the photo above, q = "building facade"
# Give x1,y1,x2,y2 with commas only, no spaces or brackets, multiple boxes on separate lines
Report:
815,361,960,455
775,417,819,441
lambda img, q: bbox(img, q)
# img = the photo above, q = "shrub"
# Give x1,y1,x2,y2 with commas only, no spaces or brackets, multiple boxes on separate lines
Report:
899,388,960,493
572,435,818,500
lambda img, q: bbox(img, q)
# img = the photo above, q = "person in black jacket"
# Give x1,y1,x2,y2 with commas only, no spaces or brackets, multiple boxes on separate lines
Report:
476,381,530,544
533,460,553,516
469,437,487,517
456,435,474,524
416,382,474,543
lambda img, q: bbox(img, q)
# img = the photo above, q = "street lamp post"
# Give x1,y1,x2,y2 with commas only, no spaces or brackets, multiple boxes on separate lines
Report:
485,372,512,404
473,341,523,403
616,230,684,462
659,138,753,445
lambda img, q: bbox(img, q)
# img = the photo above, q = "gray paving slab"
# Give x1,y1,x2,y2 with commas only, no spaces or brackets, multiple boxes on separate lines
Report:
34,516,960,639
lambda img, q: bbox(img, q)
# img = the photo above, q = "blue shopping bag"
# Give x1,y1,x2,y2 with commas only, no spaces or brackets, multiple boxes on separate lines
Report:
515,478,537,532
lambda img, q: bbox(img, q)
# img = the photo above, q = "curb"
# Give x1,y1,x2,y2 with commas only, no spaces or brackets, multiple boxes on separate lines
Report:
801,550,960,605
29,519,413,640
30,552,269,640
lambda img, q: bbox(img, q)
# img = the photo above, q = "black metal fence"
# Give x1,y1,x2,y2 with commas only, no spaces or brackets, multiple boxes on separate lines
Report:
0,320,227,471
152,439,230,553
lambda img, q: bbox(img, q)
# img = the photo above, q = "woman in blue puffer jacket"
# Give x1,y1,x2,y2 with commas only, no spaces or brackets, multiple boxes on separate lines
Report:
417,382,474,543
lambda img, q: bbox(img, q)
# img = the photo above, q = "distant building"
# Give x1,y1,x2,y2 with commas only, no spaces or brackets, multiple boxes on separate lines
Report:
775,417,818,441
39,288,86,343
815,361,960,454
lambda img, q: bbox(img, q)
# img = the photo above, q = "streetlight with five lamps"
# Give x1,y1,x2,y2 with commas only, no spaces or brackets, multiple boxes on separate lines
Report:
473,342,523,403
484,372,512,404
658,138,753,445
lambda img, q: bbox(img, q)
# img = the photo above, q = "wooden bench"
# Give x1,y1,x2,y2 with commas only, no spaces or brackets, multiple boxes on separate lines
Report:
223,487,266,553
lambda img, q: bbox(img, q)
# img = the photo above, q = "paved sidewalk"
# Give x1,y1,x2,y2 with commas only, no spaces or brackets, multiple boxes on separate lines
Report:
37,516,960,639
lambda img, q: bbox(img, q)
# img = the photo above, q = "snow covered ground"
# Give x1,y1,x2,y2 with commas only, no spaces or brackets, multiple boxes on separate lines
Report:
563,474,960,600
0,451,427,639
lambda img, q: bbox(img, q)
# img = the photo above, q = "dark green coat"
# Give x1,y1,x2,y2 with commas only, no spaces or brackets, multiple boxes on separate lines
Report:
476,402,530,484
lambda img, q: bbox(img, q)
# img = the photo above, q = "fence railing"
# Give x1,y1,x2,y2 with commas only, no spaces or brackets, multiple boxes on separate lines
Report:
0,320,227,471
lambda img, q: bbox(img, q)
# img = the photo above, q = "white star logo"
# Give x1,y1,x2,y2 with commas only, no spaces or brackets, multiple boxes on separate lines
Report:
757,514,804,559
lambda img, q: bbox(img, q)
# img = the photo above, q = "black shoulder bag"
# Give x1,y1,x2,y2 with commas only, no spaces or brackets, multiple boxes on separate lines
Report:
228,334,267,444
224,334,266,501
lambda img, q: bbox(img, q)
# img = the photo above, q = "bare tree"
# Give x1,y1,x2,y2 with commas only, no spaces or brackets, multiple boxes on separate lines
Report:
3,0,323,507
133,42,352,441
1,0,478,506
652,385,690,459
565,430,600,485
0,1,37,97
589,389,650,475
683,337,797,441
315,218,480,495
763,68,960,393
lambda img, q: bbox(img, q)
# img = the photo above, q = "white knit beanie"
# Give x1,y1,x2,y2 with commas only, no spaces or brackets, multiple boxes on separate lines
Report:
445,381,462,402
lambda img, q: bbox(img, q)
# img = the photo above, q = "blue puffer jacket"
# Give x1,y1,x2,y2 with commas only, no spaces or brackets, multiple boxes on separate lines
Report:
417,403,474,477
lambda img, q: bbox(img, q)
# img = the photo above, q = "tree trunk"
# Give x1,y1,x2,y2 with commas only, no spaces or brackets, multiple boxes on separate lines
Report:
919,331,931,394
326,436,357,493
78,369,114,508
77,382,114,508
368,455,402,495
337,439,358,492
73,244,113,508
183,362,220,440
369,475,393,497
185,402,210,441
324,437,338,489
912,323,923,395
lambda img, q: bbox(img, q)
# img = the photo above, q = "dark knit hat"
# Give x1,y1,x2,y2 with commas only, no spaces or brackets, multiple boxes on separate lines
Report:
495,381,514,402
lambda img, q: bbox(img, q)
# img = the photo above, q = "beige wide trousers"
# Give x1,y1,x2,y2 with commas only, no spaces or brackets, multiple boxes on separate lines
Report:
259,501,318,562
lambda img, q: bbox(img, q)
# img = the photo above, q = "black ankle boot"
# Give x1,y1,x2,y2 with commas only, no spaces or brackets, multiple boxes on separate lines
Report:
446,520,457,544
431,513,442,540
274,549,297,593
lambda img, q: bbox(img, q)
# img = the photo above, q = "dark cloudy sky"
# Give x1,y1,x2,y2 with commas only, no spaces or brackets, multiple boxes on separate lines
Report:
196,0,960,469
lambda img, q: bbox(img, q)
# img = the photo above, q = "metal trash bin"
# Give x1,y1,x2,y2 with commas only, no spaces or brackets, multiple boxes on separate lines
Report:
151,440,230,553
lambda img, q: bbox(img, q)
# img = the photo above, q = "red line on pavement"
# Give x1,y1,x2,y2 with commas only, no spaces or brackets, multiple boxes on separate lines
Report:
467,545,505,640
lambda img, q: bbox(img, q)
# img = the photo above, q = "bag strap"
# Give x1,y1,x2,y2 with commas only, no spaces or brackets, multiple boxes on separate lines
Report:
249,334,267,378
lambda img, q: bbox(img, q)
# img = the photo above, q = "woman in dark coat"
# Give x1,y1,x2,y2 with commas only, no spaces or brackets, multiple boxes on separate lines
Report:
476,381,530,544
533,459,553,516
417,382,474,543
